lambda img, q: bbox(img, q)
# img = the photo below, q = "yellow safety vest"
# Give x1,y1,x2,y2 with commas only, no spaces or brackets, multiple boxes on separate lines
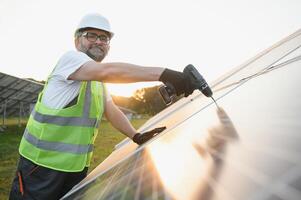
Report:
19,81,104,172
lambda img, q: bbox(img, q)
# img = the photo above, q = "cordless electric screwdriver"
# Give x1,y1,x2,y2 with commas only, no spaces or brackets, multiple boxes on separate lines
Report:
159,64,217,106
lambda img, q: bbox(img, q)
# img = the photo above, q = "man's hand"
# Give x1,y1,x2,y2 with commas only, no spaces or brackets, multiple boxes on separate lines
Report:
133,126,166,145
159,68,196,97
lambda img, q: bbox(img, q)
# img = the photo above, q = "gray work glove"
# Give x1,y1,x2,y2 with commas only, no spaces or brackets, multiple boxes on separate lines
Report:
159,67,196,97
133,126,166,145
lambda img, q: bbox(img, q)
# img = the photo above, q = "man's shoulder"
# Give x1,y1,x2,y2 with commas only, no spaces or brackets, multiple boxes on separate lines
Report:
56,50,92,71
60,50,90,61
46,50,92,84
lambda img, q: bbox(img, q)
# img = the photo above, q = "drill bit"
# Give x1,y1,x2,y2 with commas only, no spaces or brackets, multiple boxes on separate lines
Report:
211,96,219,108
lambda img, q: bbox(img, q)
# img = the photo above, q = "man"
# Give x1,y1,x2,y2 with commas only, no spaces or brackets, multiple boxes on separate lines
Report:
9,13,198,199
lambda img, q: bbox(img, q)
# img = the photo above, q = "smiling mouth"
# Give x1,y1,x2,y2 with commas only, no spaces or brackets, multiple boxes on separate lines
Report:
91,46,104,54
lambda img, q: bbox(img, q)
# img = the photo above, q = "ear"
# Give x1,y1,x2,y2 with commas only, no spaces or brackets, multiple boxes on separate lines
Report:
74,37,80,49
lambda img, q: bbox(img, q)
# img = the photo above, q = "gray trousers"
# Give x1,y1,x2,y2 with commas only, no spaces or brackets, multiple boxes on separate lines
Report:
9,156,88,200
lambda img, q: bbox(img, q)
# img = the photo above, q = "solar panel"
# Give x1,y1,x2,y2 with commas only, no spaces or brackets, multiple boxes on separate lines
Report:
62,29,301,200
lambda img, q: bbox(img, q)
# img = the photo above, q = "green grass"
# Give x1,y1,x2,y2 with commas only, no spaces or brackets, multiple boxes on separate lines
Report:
0,125,25,200
0,118,147,200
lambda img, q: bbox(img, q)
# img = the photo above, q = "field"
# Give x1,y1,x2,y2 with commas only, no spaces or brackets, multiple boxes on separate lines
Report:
0,118,147,199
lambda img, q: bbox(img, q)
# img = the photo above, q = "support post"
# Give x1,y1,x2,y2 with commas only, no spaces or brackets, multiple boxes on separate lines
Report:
18,101,21,127
2,100,7,127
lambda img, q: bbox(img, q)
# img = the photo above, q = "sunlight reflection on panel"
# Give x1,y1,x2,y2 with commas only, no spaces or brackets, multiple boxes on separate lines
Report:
147,135,205,200
147,108,239,200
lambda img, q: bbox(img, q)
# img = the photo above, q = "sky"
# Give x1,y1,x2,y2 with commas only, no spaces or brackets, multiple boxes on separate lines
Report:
0,0,300,97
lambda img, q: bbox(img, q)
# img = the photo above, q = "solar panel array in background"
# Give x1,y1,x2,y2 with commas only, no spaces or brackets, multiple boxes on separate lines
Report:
0,72,43,118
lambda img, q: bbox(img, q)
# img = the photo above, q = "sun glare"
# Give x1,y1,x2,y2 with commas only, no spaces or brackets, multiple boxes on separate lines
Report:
147,132,208,200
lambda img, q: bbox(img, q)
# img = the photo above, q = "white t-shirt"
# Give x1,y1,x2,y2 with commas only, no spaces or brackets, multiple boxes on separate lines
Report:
42,50,112,109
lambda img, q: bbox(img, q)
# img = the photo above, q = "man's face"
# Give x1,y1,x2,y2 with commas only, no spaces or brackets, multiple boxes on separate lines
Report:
75,29,111,62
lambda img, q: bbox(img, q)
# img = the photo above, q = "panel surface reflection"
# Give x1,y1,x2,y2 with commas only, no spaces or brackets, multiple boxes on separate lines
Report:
148,107,239,200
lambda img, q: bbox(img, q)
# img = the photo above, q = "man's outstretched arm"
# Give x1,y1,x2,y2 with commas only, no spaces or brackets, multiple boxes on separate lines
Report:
69,61,197,97
69,61,165,83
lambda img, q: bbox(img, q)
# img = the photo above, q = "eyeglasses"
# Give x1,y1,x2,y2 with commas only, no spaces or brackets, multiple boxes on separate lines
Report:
81,32,110,44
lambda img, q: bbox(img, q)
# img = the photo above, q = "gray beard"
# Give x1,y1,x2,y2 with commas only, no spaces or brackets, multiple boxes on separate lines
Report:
80,43,106,62
86,50,104,62
86,48,105,62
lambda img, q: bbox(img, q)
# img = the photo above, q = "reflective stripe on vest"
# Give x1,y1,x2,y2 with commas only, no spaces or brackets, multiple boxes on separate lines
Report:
32,110,97,127
32,81,97,127
24,129,93,154
23,82,97,152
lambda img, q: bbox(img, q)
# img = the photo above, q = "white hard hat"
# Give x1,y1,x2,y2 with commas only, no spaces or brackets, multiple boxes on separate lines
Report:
75,13,114,38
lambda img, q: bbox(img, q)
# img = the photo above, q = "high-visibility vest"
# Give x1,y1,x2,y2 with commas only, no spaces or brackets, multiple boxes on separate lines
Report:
19,81,104,172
